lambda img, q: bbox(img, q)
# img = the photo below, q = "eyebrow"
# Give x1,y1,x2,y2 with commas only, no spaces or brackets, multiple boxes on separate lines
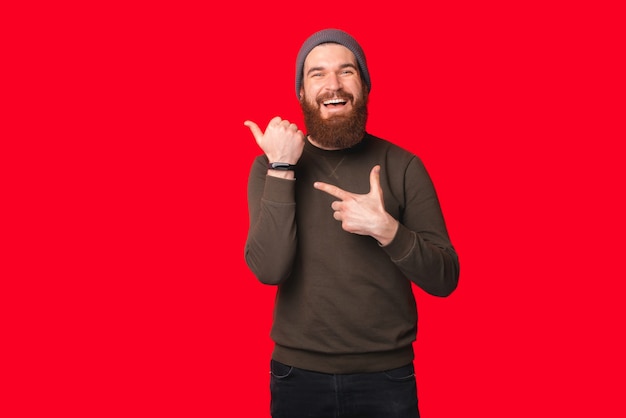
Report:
306,63,358,76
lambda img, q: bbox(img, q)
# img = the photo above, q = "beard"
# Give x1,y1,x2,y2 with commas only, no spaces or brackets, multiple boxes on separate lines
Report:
300,88,368,149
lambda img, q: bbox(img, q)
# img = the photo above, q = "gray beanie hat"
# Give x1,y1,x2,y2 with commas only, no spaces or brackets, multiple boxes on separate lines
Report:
295,28,371,99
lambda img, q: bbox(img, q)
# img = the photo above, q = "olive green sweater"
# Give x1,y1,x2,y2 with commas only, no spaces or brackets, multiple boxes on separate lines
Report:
245,133,459,374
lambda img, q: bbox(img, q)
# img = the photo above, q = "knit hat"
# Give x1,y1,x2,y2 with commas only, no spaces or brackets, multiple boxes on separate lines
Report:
295,28,371,99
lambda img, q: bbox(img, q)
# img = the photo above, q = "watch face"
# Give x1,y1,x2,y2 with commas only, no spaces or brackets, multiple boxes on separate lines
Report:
269,162,295,170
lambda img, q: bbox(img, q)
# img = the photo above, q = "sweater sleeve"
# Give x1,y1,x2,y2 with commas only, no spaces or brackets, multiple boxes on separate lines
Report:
244,156,298,285
381,156,460,297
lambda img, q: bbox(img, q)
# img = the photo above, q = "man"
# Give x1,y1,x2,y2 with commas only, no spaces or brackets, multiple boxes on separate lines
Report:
244,28,459,418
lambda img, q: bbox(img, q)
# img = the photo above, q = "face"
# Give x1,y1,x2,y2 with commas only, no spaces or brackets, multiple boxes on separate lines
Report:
299,43,369,149
300,43,365,119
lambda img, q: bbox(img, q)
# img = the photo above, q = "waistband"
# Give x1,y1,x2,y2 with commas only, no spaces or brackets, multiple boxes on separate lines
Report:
272,344,414,374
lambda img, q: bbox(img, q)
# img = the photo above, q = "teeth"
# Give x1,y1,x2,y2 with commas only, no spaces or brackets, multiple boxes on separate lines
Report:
323,98,346,105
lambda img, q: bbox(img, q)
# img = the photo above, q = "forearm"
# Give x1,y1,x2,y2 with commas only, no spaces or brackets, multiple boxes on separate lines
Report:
371,213,400,247
382,224,459,296
379,156,460,296
245,163,298,285
245,206,297,285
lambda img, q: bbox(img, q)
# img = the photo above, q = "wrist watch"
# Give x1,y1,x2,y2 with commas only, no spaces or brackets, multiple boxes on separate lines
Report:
268,162,296,171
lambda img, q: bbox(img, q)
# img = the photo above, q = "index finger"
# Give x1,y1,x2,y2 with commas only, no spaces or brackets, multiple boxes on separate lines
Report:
313,181,348,200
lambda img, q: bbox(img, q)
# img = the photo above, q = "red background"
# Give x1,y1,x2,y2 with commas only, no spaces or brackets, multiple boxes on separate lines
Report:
2,1,625,417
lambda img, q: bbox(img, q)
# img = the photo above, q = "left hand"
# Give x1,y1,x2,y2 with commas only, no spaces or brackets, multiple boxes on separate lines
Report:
314,165,399,245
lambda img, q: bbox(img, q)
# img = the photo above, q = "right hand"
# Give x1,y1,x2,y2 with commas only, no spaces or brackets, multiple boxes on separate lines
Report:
244,116,305,164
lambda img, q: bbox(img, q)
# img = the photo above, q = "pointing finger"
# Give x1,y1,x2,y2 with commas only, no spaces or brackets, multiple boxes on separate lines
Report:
314,181,348,200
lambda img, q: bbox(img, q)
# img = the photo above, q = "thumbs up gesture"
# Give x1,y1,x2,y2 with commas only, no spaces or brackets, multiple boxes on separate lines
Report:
244,116,305,165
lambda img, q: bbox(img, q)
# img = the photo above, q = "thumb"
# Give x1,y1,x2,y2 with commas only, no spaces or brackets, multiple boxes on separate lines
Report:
244,120,263,142
369,165,383,197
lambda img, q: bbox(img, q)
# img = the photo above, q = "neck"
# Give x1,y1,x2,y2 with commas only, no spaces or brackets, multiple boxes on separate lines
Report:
307,135,342,150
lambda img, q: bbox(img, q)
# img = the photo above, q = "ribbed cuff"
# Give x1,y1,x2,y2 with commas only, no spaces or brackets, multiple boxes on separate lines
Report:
262,175,296,204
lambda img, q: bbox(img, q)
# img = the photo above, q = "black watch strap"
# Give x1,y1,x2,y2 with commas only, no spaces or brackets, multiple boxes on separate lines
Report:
268,162,296,171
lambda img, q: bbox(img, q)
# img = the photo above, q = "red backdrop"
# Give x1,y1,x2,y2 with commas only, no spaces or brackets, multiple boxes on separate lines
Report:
2,1,625,417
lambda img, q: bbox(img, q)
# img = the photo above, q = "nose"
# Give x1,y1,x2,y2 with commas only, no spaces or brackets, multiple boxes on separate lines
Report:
325,72,342,92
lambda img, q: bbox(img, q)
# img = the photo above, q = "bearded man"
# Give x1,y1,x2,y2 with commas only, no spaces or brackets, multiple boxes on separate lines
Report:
244,28,459,418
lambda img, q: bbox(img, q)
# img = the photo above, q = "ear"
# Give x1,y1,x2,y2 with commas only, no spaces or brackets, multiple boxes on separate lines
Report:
299,86,304,101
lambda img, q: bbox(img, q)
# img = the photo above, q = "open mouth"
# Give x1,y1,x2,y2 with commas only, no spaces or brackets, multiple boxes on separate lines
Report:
322,98,348,107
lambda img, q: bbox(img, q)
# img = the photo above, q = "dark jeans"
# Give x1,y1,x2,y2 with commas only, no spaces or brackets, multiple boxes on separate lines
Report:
270,360,419,418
